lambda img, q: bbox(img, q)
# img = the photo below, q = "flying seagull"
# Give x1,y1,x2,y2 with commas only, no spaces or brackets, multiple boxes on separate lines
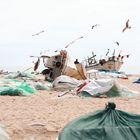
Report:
91,24,99,29
40,50,49,55
122,19,131,32
54,50,58,53
106,49,110,56
65,36,84,48
115,41,119,46
32,30,45,36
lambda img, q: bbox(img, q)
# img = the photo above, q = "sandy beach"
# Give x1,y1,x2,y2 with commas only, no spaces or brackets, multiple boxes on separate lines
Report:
1,0,140,139
0,75,140,140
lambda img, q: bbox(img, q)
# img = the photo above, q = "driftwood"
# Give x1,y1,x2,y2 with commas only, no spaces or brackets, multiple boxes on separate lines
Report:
58,90,71,97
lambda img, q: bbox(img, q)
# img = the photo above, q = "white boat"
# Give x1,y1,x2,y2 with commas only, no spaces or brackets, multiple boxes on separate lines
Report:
85,58,123,71
33,50,87,81
84,50,129,72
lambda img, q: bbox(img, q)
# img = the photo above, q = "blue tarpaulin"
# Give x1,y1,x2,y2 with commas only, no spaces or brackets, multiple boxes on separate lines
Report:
133,78,140,83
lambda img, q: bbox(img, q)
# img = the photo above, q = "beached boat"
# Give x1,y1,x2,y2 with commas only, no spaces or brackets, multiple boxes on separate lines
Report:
85,57,123,71
84,50,129,72
33,50,87,81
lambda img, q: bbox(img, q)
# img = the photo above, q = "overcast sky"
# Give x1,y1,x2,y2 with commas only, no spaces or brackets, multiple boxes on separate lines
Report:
0,0,140,73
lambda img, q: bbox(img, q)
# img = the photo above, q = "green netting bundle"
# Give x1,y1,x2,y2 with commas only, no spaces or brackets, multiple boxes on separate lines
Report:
0,86,31,96
18,72,35,79
0,80,36,96
4,72,36,79
16,82,36,93
34,83,50,90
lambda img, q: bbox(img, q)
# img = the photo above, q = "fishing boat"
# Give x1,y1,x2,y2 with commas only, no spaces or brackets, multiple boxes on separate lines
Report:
84,50,129,72
32,50,87,81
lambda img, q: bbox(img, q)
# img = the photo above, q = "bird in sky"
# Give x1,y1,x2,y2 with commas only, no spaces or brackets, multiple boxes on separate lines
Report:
65,36,84,48
32,30,45,36
105,49,110,56
115,41,119,46
91,24,99,29
54,50,58,53
122,19,131,32
40,50,49,55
